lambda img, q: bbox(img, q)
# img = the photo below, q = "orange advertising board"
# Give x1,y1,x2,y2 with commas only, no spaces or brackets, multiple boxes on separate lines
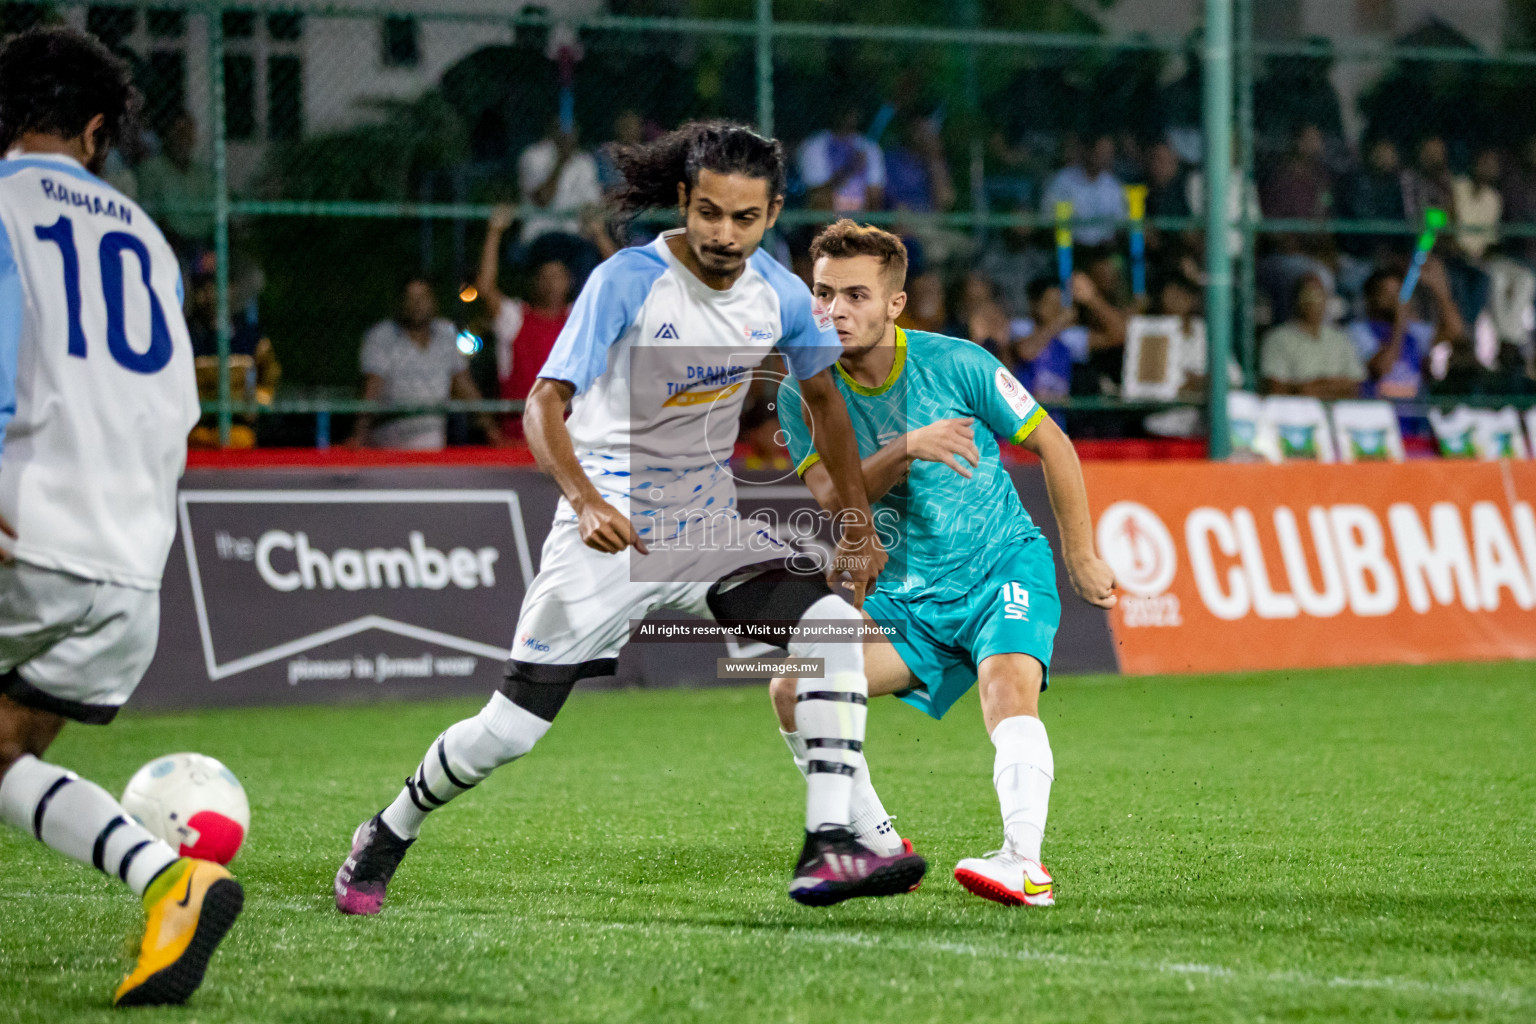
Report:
1081,461,1536,675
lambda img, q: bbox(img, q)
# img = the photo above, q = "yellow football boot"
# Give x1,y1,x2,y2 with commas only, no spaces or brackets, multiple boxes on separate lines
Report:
113,858,244,1007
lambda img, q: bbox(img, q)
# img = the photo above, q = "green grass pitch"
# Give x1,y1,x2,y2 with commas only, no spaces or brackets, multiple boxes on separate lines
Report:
1,661,1533,1023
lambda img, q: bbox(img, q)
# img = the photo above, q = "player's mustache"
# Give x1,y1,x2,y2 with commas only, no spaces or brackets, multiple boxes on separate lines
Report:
702,246,741,259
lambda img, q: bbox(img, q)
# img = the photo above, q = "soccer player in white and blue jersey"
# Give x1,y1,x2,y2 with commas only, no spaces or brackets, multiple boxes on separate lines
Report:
0,28,242,1006
336,122,927,910
771,222,1118,907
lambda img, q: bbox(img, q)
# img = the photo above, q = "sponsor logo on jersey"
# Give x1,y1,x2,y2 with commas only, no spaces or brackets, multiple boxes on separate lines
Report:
994,366,1037,420
814,308,835,332
655,322,680,339
663,381,745,407
662,363,752,406
742,325,775,343
518,634,551,653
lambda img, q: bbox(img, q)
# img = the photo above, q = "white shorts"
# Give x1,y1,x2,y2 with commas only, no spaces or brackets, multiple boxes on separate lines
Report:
510,517,807,670
0,560,160,724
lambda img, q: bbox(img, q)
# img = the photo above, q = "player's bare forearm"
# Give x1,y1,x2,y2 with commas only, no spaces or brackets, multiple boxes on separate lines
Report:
1021,415,1117,608
802,440,910,510
799,368,885,588
525,377,646,554
1024,417,1092,561
525,378,600,507
798,370,874,519
803,414,978,509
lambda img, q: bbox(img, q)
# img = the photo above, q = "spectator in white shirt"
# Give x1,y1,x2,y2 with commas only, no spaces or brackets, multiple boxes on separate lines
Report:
798,105,885,212
1040,134,1126,248
517,119,602,245
1452,148,1502,261
349,278,504,450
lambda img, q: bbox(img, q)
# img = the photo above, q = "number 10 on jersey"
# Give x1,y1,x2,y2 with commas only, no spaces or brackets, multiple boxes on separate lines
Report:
34,215,174,374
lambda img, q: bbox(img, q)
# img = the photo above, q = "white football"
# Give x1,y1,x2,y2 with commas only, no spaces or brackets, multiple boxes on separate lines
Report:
121,753,250,865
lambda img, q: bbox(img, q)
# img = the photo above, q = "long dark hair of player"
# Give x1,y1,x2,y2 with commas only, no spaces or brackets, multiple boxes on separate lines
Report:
0,27,139,157
608,120,786,217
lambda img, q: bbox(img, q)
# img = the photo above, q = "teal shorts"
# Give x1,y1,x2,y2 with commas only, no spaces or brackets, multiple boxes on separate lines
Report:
865,537,1061,721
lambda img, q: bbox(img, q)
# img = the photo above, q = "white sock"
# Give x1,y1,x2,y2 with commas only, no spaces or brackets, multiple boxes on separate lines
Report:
992,715,1054,863
788,594,869,833
0,754,179,896
781,728,902,855
381,692,552,839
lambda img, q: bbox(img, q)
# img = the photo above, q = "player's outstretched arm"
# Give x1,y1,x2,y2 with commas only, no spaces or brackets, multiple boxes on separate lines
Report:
1019,415,1116,609
801,439,909,510
525,377,648,554
801,416,980,510
797,368,886,596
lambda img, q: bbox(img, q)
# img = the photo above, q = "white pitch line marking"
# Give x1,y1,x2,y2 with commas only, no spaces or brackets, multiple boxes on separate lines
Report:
577,918,1531,1005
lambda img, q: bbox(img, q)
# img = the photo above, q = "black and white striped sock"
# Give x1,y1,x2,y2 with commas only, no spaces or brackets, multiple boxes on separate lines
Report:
781,728,902,854
380,692,552,839
0,755,178,896
789,594,870,833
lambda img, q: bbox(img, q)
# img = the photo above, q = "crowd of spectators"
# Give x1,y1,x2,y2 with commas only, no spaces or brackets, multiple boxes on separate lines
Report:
132,102,1536,452
337,107,1536,451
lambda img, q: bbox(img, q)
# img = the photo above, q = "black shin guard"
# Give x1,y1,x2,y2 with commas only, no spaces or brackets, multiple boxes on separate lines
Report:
498,658,616,722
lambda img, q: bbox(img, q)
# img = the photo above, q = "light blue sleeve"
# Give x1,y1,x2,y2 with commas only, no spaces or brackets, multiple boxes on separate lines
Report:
753,250,840,381
0,220,22,460
539,246,666,394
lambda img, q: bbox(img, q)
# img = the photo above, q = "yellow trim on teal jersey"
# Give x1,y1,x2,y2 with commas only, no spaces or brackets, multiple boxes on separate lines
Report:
836,326,908,397
796,451,822,477
1012,404,1048,444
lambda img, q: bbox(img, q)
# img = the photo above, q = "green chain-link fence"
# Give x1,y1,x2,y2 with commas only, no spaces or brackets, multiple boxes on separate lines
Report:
6,0,1536,456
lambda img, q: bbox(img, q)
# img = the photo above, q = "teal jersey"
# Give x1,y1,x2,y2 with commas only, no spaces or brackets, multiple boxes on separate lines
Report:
776,328,1048,599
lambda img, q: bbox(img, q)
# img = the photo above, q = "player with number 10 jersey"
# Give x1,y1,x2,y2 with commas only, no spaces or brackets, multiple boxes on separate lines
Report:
0,96,197,590
0,28,237,1009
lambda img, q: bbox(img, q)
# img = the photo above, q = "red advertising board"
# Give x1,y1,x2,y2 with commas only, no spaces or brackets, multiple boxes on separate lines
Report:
1082,461,1536,675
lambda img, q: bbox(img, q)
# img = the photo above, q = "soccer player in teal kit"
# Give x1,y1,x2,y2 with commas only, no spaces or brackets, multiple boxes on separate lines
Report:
772,220,1117,905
